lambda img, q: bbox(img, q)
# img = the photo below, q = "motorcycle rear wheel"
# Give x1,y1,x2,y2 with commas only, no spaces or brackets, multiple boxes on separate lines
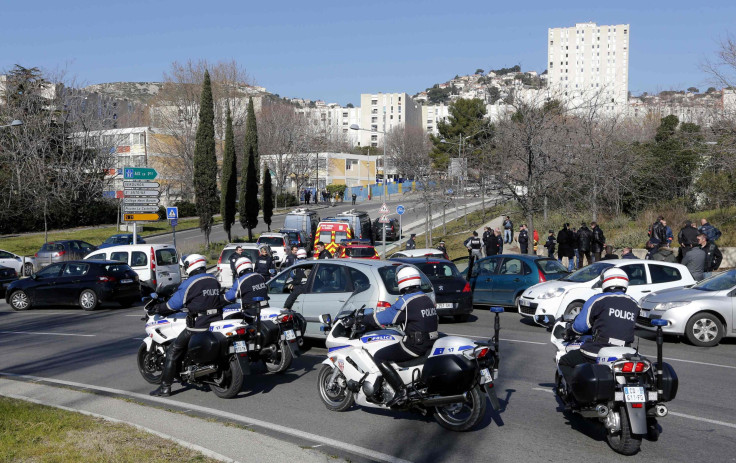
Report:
606,405,642,455
265,341,293,373
137,343,163,384
318,364,354,412
211,356,244,399
433,384,487,432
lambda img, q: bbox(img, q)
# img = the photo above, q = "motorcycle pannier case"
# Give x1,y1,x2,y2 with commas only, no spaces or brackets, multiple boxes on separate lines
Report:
657,362,678,402
421,355,475,395
570,363,615,404
188,332,221,364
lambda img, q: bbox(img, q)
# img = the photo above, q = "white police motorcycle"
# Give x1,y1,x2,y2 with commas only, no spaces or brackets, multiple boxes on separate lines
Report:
546,315,678,455
317,288,503,432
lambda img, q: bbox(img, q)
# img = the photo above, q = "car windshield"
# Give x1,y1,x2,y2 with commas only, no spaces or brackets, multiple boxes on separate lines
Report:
258,237,285,247
537,258,570,275
692,270,736,291
560,262,613,282
104,264,131,275
416,262,460,279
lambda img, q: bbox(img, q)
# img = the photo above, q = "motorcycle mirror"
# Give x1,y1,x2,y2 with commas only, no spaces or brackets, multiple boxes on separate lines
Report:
319,314,332,325
650,318,670,327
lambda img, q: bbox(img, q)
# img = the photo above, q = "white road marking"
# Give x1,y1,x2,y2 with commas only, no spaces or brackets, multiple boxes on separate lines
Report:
641,353,736,371
0,372,413,463
0,330,95,337
530,387,736,429
125,314,145,317
445,333,547,346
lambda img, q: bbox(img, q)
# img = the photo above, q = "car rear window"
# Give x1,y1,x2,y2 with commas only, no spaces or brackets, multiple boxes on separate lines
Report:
110,251,129,263
346,247,376,258
537,258,569,275
378,265,433,295
334,231,349,243
156,248,178,266
41,243,65,252
416,262,460,278
258,236,285,247
104,263,132,275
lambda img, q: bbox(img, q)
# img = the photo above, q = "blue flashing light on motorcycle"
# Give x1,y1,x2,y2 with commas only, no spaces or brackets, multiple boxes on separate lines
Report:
650,318,669,327
490,306,504,313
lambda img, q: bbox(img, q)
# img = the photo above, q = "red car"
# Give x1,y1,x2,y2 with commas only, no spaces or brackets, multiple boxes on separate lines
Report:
336,239,380,260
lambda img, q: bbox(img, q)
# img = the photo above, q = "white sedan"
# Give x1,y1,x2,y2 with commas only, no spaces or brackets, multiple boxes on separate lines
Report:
518,259,696,324
0,249,34,276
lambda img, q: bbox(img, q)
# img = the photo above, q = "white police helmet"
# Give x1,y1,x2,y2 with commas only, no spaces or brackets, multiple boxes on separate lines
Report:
235,257,253,276
396,266,422,292
183,254,207,275
296,248,308,259
601,267,629,292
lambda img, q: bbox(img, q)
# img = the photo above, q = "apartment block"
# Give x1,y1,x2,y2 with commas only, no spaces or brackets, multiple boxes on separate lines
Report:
358,93,422,147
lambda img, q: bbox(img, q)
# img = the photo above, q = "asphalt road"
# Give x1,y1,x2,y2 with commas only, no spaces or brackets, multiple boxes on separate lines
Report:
1,298,734,463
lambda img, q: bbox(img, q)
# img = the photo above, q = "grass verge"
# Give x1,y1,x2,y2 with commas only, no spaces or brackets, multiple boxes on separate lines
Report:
0,397,218,462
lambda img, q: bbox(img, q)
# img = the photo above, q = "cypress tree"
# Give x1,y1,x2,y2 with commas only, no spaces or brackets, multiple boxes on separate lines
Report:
244,97,259,180
192,70,218,249
240,151,259,241
262,168,274,231
220,104,237,242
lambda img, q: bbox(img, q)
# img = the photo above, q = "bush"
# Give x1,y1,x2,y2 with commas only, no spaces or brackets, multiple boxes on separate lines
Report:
173,200,197,218
276,193,299,207
326,184,347,197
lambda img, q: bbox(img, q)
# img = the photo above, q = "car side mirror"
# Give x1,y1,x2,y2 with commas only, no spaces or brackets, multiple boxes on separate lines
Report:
592,281,602,289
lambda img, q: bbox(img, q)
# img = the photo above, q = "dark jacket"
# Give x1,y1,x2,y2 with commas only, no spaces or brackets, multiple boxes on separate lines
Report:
681,246,706,281
703,241,723,272
544,235,556,255
229,251,243,277
368,291,439,356
405,238,416,250
485,232,498,256
577,226,593,252
496,235,503,254
621,252,637,259
699,223,722,242
572,292,640,358
652,247,677,263
591,226,605,253
283,254,297,268
650,221,667,245
518,230,529,248
678,226,699,248
318,249,333,259
254,253,273,277
557,228,575,258
602,253,619,260
165,273,222,329
503,219,513,230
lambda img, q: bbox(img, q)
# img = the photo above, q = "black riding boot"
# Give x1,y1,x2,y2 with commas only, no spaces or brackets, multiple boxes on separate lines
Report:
150,353,177,397
378,362,407,407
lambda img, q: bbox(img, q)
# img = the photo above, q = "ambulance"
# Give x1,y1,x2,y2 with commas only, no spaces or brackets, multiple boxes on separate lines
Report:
314,221,352,257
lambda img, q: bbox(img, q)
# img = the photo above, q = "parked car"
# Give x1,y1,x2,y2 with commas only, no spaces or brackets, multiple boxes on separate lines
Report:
521,259,696,324
0,265,20,295
336,209,374,244
390,248,446,259
215,243,262,289
457,254,570,310
99,233,146,249
256,232,288,265
372,217,399,241
0,249,34,276
336,239,379,259
6,260,141,311
279,228,310,253
637,269,736,347
84,244,180,294
283,208,320,248
34,240,97,270
390,257,473,322
266,260,435,338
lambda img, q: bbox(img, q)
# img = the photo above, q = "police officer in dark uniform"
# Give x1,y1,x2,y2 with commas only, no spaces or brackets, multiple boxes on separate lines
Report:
518,224,530,254
254,245,274,280
558,267,640,388
221,257,268,319
364,266,438,406
283,249,310,310
229,246,244,282
405,234,416,251
150,254,222,397
464,231,483,260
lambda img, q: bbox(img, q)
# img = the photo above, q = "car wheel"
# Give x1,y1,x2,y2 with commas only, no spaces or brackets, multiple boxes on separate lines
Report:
565,302,583,318
9,290,31,311
23,263,33,277
79,289,99,311
685,313,723,347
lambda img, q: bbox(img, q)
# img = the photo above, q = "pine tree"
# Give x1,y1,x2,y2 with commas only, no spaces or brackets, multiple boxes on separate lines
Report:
192,70,218,249
220,104,237,242
262,168,274,232
240,151,259,241
244,97,259,180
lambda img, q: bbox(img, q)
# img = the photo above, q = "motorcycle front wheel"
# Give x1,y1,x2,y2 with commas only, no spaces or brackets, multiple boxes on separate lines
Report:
606,405,642,455
264,341,293,373
433,384,487,432
137,343,164,384
211,356,244,399
318,364,354,412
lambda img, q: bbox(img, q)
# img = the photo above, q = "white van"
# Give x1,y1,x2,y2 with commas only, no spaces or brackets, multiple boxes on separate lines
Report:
85,244,181,293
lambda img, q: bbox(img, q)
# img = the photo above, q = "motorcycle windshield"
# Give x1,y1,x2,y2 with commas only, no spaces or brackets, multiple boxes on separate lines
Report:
336,286,370,319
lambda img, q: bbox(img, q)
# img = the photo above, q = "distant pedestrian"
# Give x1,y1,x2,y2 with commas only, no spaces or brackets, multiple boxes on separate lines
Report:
503,216,513,244
620,247,637,259
678,220,699,259
482,226,495,256
304,189,311,205
518,225,529,255
699,233,723,279
652,243,677,263
351,193,357,205
464,231,483,260
406,233,416,251
557,223,575,271
698,218,722,242
681,237,706,281
645,238,661,260
437,240,449,260
601,245,619,260
495,228,504,254
543,230,556,258
577,222,593,268
648,215,667,245
590,221,605,263
662,219,674,247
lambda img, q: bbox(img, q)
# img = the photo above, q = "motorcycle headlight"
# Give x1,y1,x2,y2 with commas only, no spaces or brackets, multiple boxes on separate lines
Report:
653,301,691,311
538,287,565,299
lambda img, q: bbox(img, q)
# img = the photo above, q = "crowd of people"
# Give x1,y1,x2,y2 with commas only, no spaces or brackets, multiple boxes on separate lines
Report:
645,216,723,280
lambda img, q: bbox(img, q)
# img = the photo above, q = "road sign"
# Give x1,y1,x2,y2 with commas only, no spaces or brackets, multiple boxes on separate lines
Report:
123,181,159,189
166,207,178,220
447,188,454,194
123,197,160,205
379,203,389,214
123,167,158,180
123,213,159,222
123,206,159,213
170,219,178,227
379,214,390,223
396,205,405,215
123,189,160,197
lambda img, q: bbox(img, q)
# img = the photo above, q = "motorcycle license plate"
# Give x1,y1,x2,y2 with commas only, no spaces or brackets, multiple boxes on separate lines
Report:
234,341,248,353
284,330,296,341
479,368,492,385
436,303,453,309
121,279,133,284
624,386,646,403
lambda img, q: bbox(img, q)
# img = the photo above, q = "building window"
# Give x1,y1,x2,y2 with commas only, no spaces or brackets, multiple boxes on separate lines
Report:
371,142,378,147
342,112,348,117
371,99,378,105
346,159,358,171
371,108,378,114
371,125,378,132
131,133,144,145
371,116,378,123
371,135,378,141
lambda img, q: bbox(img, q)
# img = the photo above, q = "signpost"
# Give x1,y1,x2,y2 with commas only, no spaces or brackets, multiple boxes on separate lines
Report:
166,207,179,250
396,205,405,243
123,168,158,180
123,213,159,221
122,167,160,244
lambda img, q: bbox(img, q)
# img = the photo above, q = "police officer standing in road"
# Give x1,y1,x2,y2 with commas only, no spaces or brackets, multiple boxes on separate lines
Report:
406,233,416,250
149,254,222,397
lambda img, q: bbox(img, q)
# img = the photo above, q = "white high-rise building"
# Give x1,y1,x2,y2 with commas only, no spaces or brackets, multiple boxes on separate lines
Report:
548,22,630,111
357,93,422,148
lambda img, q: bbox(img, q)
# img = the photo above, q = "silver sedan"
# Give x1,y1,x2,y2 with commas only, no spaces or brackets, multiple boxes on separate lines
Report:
637,269,736,347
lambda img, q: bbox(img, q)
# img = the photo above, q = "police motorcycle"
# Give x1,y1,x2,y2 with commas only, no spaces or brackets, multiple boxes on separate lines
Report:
137,287,254,399
317,288,503,432
546,315,678,455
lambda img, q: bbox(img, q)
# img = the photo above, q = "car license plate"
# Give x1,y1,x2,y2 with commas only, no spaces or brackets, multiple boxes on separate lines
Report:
234,341,248,353
479,368,492,385
624,386,646,403
436,303,453,309
284,330,296,341
121,279,133,284
519,299,530,307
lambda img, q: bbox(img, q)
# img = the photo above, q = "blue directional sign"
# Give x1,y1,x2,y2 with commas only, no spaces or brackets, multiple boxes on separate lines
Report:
170,219,178,227
166,207,178,220
396,205,405,215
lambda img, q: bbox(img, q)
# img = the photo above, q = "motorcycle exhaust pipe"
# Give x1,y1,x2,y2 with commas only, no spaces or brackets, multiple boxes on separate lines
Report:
596,404,609,417
655,404,668,417
192,366,218,378
420,393,468,407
